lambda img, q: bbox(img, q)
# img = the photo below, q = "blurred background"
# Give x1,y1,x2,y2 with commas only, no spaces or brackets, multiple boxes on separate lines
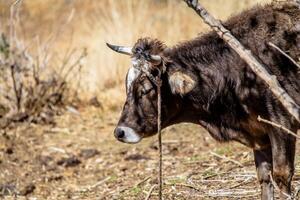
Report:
3,1,290,199
0,0,271,112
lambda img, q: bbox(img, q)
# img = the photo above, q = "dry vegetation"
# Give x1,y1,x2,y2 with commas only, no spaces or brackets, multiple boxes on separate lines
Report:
2,0,300,200
0,0,272,107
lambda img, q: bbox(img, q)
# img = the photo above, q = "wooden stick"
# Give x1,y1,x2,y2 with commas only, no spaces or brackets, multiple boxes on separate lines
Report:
12,0,22,6
269,172,292,199
165,182,201,191
267,42,300,70
145,185,156,200
139,60,164,200
257,116,300,139
157,75,163,200
209,151,243,167
135,176,151,187
183,0,300,123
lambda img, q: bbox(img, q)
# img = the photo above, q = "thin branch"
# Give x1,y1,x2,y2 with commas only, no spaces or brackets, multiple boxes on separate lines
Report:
12,0,22,6
269,172,292,199
10,64,22,112
165,182,201,191
183,0,300,123
209,151,243,167
145,185,156,200
257,116,300,139
267,42,300,70
76,177,110,193
157,77,163,200
135,176,151,187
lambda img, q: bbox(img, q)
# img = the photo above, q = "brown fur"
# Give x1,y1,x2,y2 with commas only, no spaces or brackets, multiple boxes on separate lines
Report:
115,3,300,199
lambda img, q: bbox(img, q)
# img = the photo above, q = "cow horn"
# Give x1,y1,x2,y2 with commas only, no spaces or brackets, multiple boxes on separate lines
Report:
150,55,162,63
106,43,132,56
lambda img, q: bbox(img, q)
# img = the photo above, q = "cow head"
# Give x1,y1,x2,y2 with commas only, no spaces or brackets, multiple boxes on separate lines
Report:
107,38,196,144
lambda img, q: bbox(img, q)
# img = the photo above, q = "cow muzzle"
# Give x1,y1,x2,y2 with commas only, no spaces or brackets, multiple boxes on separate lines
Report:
114,126,142,144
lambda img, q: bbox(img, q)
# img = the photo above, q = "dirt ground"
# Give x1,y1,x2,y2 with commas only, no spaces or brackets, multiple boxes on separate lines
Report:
1,106,300,200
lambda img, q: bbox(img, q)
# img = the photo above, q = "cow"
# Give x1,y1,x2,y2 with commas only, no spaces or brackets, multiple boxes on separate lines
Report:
107,2,300,200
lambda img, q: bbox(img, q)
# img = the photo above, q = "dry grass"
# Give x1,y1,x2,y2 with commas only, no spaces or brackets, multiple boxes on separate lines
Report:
1,106,300,199
0,2,87,126
0,0,271,104
3,1,293,199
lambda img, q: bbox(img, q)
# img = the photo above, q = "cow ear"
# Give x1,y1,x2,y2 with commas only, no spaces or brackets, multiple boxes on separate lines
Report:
168,72,196,95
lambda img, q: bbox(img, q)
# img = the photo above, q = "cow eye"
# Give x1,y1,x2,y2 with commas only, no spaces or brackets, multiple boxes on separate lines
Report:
151,68,160,77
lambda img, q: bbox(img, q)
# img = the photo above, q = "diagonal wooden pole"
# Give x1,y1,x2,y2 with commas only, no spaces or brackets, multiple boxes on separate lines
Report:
183,0,300,123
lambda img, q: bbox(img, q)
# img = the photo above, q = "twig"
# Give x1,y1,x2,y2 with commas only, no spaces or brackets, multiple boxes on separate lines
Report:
88,177,110,190
162,139,191,144
145,185,156,200
269,172,292,199
267,42,300,70
202,171,230,179
61,49,87,81
183,0,300,123
157,75,163,200
209,151,243,167
10,64,22,112
207,189,260,197
135,176,151,187
12,0,22,6
139,60,164,199
40,9,75,70
77,177,110,193
294,186,300,199
228,177,253,189
165,182,201,191
257,116,300,139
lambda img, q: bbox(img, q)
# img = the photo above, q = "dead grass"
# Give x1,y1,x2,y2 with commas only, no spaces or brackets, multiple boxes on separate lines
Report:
1,107,300,199
3,1,293,200
0,2,86,126
0,0,272,103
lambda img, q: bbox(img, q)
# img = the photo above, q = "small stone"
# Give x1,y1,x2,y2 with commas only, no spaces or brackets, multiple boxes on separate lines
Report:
57,156,81,167
124,154,149,161
0,104,9,117
79,149,99,159
47,175,63,182
19,183,35,196
88,97,102,108
36,155,53,166
5,147,13,154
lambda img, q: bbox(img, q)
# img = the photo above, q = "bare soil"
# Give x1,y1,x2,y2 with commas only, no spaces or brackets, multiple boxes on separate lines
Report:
1,106,300,200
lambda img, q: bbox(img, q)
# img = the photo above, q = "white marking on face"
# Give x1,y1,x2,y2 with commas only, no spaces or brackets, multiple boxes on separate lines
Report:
118,126,142,143
126,64,141,92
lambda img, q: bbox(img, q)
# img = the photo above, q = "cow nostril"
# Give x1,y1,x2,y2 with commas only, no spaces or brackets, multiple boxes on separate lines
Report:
115,128,125,139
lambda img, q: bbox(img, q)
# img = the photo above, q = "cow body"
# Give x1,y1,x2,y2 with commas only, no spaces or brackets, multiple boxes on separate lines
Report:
164,4,300,147
109,3,300,199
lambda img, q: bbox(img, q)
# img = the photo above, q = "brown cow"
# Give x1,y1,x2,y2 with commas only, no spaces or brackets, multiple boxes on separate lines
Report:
107,3,300,199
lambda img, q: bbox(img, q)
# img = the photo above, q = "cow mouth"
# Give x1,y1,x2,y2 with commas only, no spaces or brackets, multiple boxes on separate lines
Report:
114,126,142,144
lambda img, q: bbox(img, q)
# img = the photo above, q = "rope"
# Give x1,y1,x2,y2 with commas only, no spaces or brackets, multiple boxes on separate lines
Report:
157,77,163,200
138,59,164,200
